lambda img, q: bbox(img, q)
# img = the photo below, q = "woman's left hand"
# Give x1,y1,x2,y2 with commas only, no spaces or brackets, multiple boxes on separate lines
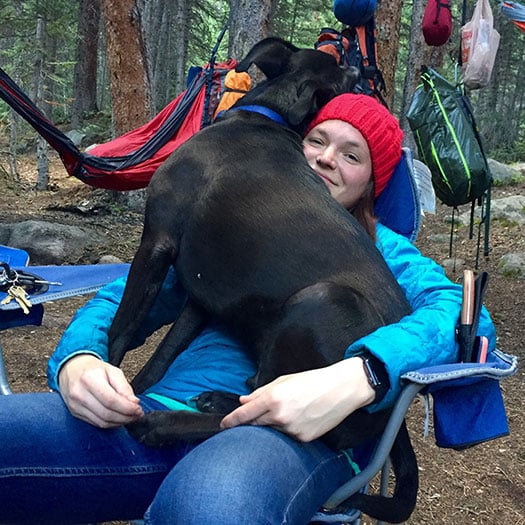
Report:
220,356,376,442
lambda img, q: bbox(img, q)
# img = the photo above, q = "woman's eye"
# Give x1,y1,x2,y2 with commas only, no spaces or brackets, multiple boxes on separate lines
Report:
307,136,323,146
343,152,359,162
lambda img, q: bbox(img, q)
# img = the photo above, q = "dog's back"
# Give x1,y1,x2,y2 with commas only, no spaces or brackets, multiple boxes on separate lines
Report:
109,37,360,366
167,112,409,336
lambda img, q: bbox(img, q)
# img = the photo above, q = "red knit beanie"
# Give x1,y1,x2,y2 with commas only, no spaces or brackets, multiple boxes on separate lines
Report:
305,94,403,198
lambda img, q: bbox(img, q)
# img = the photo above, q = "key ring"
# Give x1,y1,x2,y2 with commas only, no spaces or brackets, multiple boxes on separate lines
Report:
0,262,50,295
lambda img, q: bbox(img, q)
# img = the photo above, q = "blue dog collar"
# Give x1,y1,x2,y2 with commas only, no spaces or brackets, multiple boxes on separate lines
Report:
226,105,289,127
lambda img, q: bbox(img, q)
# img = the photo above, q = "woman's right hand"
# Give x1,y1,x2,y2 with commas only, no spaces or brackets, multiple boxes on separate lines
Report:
58,354,144,428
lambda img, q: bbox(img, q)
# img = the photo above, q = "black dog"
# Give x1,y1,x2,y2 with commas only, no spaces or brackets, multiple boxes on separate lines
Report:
108,38,417,522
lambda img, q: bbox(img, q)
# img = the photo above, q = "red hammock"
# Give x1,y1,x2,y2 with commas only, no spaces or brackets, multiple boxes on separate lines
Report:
501,1,525,32
0,59,238,191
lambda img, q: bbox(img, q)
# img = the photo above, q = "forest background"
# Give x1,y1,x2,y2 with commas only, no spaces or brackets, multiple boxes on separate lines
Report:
0,0,524,192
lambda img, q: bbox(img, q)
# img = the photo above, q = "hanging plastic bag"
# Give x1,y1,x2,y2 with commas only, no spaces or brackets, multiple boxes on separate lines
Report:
461,0,500,89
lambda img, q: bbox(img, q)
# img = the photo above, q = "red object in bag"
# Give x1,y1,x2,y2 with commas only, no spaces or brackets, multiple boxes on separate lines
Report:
422,0,453,46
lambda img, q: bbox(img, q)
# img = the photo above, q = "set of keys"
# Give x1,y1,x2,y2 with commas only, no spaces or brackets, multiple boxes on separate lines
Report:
0,263,62,314
1,284,33,314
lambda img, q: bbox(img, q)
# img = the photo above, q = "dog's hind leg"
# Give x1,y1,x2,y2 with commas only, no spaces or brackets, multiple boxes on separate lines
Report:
344,420,418,523
131,299,208,393
108,238,175,366
126,411,225,447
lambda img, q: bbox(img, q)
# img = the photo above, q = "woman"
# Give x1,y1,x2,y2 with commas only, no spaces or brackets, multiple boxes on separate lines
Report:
0,94,495,524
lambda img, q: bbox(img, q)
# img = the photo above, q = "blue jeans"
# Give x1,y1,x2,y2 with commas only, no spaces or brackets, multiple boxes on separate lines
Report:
0,392,355,524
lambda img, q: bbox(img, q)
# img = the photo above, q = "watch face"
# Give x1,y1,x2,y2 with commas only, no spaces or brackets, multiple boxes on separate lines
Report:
363,357,381,388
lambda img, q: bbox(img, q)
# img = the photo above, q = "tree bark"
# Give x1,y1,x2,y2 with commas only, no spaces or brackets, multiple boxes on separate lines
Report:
172,0,190,96
100,0,152,135
228,0,271,60
33,12,49,190
8,109,20,182
71,0,100,128
375,0,403,108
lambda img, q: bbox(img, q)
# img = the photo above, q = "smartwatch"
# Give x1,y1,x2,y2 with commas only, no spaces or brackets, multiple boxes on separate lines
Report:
360,353,389,402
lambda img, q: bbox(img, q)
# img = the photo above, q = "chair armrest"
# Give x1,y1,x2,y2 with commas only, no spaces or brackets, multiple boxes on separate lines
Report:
322,381,424,510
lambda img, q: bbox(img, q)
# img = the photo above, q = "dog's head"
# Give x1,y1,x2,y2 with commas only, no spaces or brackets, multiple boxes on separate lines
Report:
234,37,360,134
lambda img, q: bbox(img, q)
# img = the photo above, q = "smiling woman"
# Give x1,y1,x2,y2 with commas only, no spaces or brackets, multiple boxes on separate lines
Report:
303,93,403,239
303,121,372,210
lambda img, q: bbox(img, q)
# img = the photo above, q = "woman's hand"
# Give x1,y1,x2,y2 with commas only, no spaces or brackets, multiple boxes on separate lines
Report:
58,354,144,428
220,357,375,442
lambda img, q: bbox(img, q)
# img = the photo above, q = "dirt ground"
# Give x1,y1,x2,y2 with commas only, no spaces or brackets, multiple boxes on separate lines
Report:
0,154,524,524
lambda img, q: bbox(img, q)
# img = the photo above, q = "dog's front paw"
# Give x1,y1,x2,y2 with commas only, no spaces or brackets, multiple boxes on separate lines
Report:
192,391,241,413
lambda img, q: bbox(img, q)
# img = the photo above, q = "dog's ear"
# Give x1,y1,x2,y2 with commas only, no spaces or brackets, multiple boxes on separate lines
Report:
287,81,345,128
286,66,361,128
235,37,298,79
285,80,322,127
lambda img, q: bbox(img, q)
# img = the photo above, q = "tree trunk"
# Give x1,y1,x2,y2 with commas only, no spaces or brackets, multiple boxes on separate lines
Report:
143,0,179,110
71,0,101,128
375,0,403,108
172,0,190,96
100,0,152,135
399,0,440,144
8,109,20,182
228,0,271,60
33,12,49,191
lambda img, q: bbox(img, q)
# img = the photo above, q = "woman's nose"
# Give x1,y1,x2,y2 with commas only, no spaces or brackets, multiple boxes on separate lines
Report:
316,147,337,168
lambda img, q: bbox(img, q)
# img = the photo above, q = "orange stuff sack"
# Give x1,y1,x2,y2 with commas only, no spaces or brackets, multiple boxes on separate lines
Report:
213,70,251,117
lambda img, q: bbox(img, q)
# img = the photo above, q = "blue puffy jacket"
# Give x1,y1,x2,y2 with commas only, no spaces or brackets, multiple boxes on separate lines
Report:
47,151,496,412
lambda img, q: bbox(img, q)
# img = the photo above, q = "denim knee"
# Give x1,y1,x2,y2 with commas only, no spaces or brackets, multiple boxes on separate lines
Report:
145,426,353,525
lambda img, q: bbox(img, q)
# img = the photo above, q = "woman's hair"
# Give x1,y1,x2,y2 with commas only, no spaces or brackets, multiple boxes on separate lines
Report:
350,178,377,240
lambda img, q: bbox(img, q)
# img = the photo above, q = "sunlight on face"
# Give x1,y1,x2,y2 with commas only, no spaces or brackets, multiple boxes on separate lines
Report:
303,120,372,210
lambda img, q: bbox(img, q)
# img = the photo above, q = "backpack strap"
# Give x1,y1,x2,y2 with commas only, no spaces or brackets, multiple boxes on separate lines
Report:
315,21,387,103
314,28,350,64
345,19,387,103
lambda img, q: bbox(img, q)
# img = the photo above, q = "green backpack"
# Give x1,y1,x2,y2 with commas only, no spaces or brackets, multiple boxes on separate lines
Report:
406,66,492,208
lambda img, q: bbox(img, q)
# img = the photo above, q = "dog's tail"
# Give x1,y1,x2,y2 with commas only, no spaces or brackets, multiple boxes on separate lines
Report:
344,420,419,523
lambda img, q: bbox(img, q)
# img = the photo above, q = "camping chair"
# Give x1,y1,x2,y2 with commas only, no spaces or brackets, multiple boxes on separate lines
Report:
314,348,517,524
1,147,518,523
0,245,518,524
0,244,129,394
313,150,518,522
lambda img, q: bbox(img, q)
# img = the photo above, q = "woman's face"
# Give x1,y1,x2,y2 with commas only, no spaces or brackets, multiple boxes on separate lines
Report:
303,119,372,210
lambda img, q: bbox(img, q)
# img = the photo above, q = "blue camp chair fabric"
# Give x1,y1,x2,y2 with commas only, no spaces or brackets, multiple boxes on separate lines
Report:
402,349,517,450
0,245,129,395
374,148,422,243
0,263,130,310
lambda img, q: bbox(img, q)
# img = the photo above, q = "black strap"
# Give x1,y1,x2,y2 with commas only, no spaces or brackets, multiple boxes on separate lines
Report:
458,0,469,66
